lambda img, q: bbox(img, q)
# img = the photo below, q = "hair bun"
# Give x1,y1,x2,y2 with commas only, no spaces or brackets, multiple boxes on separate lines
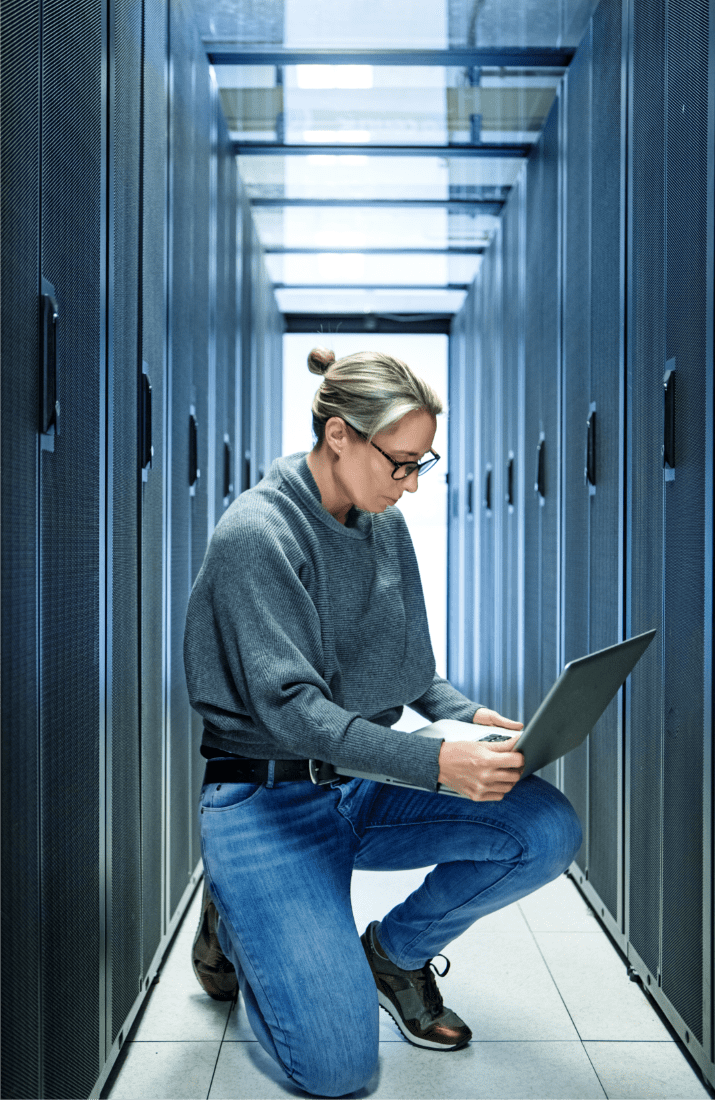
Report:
308,346,336,376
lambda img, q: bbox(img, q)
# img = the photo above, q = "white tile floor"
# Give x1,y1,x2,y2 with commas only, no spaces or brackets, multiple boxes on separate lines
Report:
107,871,711,1100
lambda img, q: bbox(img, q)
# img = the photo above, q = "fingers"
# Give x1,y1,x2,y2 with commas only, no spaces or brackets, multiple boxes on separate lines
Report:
473,707,524,730
488,740,524,765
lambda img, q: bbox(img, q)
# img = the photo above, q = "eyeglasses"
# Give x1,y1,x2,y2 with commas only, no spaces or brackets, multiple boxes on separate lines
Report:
352,426,440,480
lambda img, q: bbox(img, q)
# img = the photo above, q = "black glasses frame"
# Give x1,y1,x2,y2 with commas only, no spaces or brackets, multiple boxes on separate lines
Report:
351,425,440,480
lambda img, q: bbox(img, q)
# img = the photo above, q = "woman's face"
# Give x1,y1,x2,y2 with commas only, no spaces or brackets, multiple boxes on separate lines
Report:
332,408,438,514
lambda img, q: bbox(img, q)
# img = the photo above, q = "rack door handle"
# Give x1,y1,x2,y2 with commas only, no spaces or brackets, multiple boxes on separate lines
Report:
585,408,596,490
141,371,153,472
663,365,675,471
189,413,200,488
534,437,545,499
466,473,474,515
484,466,492,512
223,439,233,498
40,278,60,435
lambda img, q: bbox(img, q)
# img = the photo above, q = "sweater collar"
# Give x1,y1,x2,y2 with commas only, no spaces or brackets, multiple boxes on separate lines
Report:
275,452,375,539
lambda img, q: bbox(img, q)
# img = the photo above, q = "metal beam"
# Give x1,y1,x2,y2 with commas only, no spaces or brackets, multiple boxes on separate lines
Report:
264,247,486,254
206,46,575,68
234,142,530,158
274,284,470,291
283,312,453,333
251,198,503,212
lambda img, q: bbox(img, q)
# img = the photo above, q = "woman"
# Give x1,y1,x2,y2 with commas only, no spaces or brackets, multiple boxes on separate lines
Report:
184,347,581,1098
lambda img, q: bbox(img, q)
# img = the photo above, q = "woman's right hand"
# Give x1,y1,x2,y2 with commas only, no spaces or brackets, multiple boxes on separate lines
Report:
437,737,524,801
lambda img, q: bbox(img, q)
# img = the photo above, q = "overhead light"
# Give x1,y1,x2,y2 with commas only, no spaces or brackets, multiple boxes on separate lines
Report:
317,253,367,282
296,65,373,89
303,130,371,143
306,154,369,164
314,232,366,247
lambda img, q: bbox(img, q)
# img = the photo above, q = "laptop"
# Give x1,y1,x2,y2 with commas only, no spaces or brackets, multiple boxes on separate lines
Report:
323,629,656,798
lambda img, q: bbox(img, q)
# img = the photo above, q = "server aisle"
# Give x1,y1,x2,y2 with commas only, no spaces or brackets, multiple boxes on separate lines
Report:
104,869,711,1100
3,0,712,1096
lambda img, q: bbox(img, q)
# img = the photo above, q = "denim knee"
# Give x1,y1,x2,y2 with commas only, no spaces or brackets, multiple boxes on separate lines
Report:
519,776,583,875
291,1041,378,1098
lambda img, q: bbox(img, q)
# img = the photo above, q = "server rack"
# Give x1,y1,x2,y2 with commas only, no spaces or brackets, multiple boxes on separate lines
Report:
1,1,44,1095
559,0,627,944
447,0,713,1085
37,0,105,1092
0,0,283,1093
140,0,170,1001
625,0,713,1076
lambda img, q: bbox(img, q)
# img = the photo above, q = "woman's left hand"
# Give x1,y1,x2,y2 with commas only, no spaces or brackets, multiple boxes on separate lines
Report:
472,707,524,733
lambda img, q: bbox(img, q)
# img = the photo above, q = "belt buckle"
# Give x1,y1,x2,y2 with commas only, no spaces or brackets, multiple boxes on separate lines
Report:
308,759,339,786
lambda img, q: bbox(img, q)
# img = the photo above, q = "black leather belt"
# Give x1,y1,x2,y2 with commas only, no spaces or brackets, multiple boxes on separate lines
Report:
203,756,347,786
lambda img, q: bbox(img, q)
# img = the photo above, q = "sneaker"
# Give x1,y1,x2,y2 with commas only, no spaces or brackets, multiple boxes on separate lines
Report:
360,920,472,1051
191,881,238,1002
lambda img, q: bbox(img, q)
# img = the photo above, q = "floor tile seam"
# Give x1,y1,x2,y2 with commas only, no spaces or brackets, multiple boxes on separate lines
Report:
121,1039,228,1044
520,916,681,1095
582,1039,686,1045
208,1000,238,1098
520,913,609,1100
526,927,680,1046
521,914,592,1044
579,1034,610,1099
516,895,609,937
525,928,606,934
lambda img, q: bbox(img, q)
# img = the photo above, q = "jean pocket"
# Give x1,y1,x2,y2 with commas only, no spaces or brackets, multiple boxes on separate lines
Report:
200,781,264,812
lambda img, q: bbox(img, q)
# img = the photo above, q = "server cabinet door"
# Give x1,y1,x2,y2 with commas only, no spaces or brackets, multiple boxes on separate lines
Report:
561,5,626,927
659,0,711,1059
459,280,476,702
168,0,200,922
561,27,592,872
239,197,253,495
476,232,501,709
523,96,562,794
213,106,237,527
140,0,169,982
499,179,525,726
536,99,561,790
108,0,143,1052
585,0,626,934
447,296,475,695
626,0,667,1007
447,308,466,686
189,23,212,878
0,3,42,1096
38,0,105,1092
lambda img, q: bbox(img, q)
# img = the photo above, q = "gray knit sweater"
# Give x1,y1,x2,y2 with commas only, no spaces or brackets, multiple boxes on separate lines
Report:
184,451,484,791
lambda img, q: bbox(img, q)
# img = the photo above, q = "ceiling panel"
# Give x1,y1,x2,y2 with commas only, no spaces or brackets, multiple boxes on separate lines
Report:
251,204,498,251
236,154,523,200
220,66,559,148
195,0,590,313
265,251,482,286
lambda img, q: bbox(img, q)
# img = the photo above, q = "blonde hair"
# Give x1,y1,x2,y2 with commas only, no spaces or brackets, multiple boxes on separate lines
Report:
308,346,444,449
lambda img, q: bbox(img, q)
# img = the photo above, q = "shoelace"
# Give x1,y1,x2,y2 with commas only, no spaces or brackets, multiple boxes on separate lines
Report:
414,954,451,1018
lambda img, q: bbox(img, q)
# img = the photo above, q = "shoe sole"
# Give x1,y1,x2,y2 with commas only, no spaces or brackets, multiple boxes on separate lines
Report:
377,992,471,1051
191,955,238,1001
191,890,238,1002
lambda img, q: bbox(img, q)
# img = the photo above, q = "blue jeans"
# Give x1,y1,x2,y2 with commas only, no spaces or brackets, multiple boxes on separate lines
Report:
199,768,582,1098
